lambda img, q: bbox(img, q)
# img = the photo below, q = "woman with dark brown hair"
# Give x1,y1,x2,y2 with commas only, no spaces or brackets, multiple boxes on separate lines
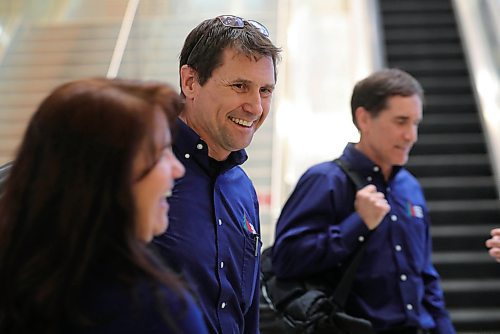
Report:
0,78,208,334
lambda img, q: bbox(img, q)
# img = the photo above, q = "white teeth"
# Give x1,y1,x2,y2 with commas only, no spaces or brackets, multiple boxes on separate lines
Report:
230,117,253,127
165,189,172,198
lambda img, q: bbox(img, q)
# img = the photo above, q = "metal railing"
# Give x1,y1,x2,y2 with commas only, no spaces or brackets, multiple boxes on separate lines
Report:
453,0,500,196
106,0,140,78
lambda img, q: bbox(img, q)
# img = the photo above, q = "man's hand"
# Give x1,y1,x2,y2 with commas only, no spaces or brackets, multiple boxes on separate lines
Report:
486,228,500,262
354,184,391,230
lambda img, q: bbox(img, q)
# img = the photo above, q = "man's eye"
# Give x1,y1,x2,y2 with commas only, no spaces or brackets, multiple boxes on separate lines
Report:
260,88,273,97
232,83,244,89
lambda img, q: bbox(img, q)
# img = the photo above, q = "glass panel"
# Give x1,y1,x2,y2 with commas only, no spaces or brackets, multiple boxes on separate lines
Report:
453,0,500,193
0,0,67,60
119,0,279,84
0,0,126,165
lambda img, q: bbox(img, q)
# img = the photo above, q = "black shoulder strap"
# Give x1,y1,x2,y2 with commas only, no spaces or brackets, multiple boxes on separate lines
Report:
331,158,371,308
333,158,366,190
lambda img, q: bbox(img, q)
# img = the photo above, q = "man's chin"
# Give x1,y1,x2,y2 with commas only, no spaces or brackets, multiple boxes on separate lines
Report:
230,139,253,151
395,158,409,166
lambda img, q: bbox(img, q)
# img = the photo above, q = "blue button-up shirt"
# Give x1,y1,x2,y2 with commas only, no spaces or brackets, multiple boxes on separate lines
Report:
272,143,455,333
153,119,262,334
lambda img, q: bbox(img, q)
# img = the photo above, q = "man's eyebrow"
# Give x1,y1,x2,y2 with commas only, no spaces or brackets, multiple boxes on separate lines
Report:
229,78,251,84
228,78,275,87
262,83,276,90
394,115,422,123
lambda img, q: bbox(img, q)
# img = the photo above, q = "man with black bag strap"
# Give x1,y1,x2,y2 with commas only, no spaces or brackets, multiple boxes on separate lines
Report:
271,69,455,333
260,157,374,334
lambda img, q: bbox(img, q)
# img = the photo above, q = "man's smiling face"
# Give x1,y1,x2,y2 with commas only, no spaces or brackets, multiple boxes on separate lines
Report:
185,47,276,161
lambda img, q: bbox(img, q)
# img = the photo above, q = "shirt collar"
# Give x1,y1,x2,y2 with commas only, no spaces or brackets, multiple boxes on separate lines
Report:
342,142,402,181
173,118,248,175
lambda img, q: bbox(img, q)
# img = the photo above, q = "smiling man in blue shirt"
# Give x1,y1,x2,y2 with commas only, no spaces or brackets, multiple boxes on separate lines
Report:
272,69,455,334
152,16,281,334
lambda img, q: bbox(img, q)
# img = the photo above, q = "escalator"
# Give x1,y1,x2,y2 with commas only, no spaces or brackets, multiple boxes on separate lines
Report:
379,0,500,331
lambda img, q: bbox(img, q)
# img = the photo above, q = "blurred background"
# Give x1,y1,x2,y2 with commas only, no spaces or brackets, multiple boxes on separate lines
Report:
0,0,499,332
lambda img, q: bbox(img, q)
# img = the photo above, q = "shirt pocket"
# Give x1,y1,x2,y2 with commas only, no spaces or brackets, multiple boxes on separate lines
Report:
405,208,428,269
240,232,262,313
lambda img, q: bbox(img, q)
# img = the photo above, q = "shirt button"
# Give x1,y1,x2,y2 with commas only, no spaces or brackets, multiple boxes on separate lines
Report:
220,261,224,269
221,302,226,309
358,236,365,242
184,153,190,159
400,274,407,281
395,245,402,252
218,219,222,226
373,166,380,172
391,215,398,222
366,176,372,182
406,304,413,311
196,143,203,150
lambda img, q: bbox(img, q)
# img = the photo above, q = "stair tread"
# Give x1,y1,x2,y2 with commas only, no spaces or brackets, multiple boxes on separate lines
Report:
408,154,489,165
423,106,477,114
383,15,456,27
385,28,458,39
433,251,494,263
425,95,475,105
392,58,466,65
441,279,500,291
419,78,471,89
417,133,484,144
386,44,463,56
419,176,494,187
388,42,462,49
428,199,500,211
380,1,453,12
422,114,478,124
449,307,500,321
432,224,496,237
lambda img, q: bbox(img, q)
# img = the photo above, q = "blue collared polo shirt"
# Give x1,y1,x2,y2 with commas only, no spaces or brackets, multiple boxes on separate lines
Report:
272,143,455,333
153,119,262,334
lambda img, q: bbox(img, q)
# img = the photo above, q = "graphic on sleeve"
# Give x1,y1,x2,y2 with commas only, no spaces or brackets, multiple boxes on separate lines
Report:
406,200,424,218
242,212,257,234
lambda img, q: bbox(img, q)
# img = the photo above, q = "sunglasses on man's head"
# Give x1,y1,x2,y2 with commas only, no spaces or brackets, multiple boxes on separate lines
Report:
217,15,270,37
186,15,270,65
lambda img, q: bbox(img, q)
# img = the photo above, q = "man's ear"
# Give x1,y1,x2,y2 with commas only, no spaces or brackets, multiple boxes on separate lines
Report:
355,106,370,132
180,64,197,99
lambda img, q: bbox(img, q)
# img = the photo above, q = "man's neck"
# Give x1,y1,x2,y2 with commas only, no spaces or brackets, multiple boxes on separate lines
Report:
353,142,392,181
178,114,230,161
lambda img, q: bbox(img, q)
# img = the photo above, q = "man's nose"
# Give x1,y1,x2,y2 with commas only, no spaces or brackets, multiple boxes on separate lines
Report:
244,91,263,115
404,126,418,142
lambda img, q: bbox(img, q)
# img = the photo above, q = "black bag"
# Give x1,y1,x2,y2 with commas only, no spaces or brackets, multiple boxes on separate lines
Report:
259,158,375,334
260,248,373,334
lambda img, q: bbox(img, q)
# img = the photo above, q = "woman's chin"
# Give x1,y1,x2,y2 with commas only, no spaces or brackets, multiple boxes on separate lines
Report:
154,216,169,236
